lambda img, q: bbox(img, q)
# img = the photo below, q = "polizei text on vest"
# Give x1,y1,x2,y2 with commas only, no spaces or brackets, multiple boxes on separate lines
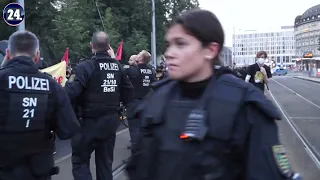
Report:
8,76,50,91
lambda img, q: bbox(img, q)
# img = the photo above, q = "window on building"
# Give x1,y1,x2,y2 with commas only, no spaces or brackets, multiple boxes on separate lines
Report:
277,57,280,63
286,56,289,63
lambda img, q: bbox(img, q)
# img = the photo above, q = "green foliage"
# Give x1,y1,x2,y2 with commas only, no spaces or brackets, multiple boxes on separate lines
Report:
52,0,91,61
123,29,148,58
0,0,199,65
102,7,121,48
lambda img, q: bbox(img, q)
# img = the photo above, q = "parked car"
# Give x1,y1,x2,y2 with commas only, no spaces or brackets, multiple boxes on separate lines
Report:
273,68,288,76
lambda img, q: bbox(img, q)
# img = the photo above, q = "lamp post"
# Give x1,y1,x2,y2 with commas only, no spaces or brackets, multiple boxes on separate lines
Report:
232,27,235,67
17,0,25,31
151,0,157,66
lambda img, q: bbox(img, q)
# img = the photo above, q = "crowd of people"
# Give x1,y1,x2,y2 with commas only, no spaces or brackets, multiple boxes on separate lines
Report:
0,8,302,180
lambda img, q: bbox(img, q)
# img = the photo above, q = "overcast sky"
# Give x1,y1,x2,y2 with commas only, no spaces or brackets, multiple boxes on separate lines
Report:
199,0,319,47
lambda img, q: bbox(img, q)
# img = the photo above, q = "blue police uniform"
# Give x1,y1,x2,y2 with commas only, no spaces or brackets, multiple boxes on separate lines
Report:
125,63,156,154
125,67,301,180
65,52,133,180
0,56,80,180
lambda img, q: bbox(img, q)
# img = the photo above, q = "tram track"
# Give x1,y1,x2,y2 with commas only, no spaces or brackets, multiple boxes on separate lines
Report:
268,78,320,169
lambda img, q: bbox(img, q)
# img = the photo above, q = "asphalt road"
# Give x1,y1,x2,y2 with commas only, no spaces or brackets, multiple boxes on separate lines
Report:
53,124,127,162
267,76,320,179
52,128,130,180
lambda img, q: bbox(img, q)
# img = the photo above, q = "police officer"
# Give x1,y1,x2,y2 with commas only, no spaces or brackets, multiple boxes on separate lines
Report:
129,55,138,66
123,54,138,150
125,9,301,180
65,31,133,180
136,50,156,85
0,31,80,180
126,50,156,155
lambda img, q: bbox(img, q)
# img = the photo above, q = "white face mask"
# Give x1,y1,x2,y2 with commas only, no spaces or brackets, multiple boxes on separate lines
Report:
257,58,265,65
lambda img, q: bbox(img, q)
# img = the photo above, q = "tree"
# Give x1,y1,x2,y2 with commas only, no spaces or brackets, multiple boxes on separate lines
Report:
52,0,91,62
102,8,121,48
25,0,59,64
1,0,200,65
164,0,200,21
123,29,148,63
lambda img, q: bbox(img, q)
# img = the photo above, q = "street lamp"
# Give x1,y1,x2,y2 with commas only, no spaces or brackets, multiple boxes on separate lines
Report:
17,0,25,31
151,0,157,66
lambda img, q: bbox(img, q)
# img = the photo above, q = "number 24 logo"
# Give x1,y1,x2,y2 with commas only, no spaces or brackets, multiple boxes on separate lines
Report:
7,9,22,20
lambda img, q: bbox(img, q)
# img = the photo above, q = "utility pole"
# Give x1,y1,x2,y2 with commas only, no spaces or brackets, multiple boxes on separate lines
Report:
17,0,25,31
233,27,236,67
151,0,157,66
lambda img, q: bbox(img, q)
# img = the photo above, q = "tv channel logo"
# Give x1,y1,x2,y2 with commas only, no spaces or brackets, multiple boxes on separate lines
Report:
3,3,25,27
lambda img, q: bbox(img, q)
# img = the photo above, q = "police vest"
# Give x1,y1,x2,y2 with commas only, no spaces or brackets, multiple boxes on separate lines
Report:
80,56,122,118
127,74,248,179
134,64,154,99
0,67,55,167
125,66,141,99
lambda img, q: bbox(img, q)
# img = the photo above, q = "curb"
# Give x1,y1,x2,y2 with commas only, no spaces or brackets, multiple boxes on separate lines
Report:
293,76,320,84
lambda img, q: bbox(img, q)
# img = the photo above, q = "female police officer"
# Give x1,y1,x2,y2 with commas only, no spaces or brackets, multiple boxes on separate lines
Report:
125,9,301,180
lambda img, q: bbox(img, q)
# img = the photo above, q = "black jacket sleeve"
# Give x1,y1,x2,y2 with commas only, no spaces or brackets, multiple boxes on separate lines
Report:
119,65,134,106
53,83,81,140
64,60,94,100
244,85,296,180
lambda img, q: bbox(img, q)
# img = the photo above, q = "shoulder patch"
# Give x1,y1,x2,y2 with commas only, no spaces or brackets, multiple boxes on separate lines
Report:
272,145,293,178
123,65,130,69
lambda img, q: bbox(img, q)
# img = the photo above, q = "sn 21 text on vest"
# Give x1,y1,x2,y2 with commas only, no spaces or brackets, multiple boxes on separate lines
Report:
101,73,117,92
8,76,50,91
22,97,38,128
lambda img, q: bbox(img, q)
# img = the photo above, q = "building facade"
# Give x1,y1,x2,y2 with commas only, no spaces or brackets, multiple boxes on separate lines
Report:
232,27,295,67
294,4,320,57
220,46,232,66
294,4,320,75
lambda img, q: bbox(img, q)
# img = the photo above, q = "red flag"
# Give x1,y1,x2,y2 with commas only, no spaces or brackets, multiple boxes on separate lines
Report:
115,40,123,61
61,48,69,67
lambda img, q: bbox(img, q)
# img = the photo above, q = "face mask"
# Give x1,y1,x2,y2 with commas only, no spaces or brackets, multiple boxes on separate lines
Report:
257,58,265,65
